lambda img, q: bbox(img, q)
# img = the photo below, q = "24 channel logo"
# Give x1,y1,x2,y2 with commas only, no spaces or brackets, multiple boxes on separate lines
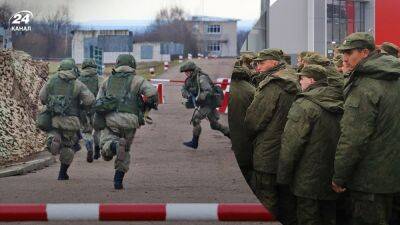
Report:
9,10,33,32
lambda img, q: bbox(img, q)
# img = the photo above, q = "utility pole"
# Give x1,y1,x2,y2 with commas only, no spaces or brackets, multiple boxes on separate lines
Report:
260,0,270,49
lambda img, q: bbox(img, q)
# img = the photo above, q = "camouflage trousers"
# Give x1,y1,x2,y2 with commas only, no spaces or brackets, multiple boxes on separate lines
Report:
296,197,336,225
191,106,229,137
81,114,100,150
46,129,78,165
350,191,393,225
253,172,297,225
100,127,136,173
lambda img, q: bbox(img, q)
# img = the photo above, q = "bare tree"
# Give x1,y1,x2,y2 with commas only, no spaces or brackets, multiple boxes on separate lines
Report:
13,4,78,59
134,6,198,55
0,1,13,28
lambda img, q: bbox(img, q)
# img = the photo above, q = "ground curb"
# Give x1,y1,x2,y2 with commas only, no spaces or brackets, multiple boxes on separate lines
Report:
0,153,56,178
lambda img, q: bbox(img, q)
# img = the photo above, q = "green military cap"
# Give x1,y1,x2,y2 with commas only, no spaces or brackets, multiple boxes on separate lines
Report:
58,58,76,71
82,58,97,69
116,54,136,69
332,54,343,67
380,42,399,58
303,53,331,66
296,64,328,81
254,48,284,61
180,61,197,72
338,32,375,52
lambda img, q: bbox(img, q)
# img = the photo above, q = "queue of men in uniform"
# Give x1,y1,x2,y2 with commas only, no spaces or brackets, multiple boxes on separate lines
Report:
228,32,400,225
37,54,158,190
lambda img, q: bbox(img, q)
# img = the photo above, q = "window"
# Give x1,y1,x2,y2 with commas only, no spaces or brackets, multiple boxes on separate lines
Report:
207,24,221,34
327,0,367,47
207,42,221,52
141,45,153,59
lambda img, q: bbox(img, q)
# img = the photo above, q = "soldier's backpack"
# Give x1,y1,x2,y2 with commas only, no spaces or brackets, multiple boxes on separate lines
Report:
78,75,99,96
46,76,77,116
200,73,224,108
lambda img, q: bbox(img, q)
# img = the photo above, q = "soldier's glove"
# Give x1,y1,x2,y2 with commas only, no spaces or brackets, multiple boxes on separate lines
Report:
146,95,158,110
182,91,189,99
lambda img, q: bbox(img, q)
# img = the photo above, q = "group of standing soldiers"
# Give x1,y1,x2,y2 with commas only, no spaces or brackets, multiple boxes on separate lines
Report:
38,54,158,190
228,32,400,225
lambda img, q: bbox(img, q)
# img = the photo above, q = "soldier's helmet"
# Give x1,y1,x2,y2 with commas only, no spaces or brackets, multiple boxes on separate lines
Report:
82,58,97,69
180,61,197,72
58,58,76,71
116,54,136,69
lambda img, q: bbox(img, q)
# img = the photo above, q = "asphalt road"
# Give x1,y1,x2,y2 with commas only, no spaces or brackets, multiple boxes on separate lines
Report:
0,58,279,225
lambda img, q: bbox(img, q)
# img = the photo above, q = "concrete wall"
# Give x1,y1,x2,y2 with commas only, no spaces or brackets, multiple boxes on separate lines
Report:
132,42,171,63
269,0,309,55
72,30,131,64
103,52,132,64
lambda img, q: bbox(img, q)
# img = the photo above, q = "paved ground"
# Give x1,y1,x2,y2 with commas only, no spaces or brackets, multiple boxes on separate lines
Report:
0,58,278,225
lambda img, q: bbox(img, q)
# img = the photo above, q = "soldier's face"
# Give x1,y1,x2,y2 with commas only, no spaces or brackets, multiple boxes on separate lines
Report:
256,60,279,73
299,76,315,91
343,48,370,71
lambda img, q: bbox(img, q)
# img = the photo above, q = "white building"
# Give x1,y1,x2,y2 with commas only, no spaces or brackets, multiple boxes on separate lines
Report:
188,16,238,57
71,29,133,64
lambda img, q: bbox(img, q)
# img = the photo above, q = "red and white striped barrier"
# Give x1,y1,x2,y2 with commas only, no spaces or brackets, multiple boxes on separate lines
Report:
149,78,231,113
216,78,231,114
151,83,164,104
0,203,273,222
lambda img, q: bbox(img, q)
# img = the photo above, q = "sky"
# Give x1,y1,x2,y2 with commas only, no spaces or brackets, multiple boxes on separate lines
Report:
2,0,278,22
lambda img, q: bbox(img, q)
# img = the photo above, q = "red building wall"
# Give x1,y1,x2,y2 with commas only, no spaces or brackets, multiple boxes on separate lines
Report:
375,0,400,46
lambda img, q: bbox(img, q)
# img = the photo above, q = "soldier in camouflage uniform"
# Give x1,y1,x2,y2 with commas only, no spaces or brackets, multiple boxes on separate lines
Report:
278,65,343,225
97,54,158,189
180,61,230,149
228,58,256,188
332,54,344,73
39,59,95,180
244,49,299,225
332,32,400,225
251,48,285,87
78,58,103,162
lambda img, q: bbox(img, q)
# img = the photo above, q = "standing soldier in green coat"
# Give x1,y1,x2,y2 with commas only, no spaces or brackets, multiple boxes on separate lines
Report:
332,32,400,225
244,48,299,225
180,61,230,149
278,65,343,225
79,58,103,162
39,59,95,180
228,59,256,187
96,54,158,189
380,42,399,58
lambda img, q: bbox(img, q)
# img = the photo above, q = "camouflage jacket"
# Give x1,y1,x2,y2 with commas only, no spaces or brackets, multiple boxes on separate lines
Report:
244,65,299,174
228,66,256,169
333,52,400,193
97,66,158,130
181,69,214,107
39,70,95,131
278,82,343,200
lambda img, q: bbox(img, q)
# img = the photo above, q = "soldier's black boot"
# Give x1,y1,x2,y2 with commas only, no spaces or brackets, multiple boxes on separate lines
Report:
183,135,199,149
114,170,125,190
58,164,70,180
93,146,100,160
85,140,93,163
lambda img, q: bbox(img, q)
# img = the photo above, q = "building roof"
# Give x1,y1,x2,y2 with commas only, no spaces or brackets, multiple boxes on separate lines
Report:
188,16,238,22
71,29,130,34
